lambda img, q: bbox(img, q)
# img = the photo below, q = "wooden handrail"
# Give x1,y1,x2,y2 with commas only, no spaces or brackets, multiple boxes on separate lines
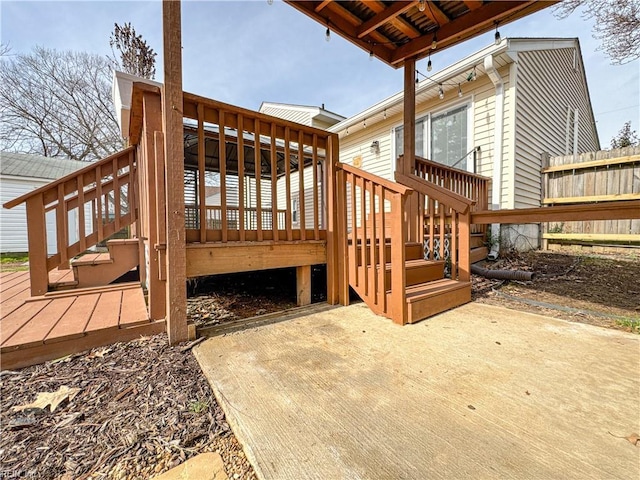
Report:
3,146,136,210
339,163,413,196
412,155,491,182
395,172,474,213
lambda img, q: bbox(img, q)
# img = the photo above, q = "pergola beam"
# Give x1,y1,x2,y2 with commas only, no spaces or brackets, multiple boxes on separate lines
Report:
421,1,450,26
364,0,421,39
314,0,332,13
357,1,417,38
463,0,484,10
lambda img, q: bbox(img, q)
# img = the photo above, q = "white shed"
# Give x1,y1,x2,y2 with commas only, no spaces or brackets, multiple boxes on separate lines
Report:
1,152,84,253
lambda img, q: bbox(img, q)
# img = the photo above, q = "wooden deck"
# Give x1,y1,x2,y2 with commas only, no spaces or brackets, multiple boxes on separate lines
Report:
1,270,165,370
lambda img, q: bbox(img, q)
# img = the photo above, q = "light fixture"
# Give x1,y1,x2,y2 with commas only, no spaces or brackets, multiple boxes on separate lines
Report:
427,56,432,72
431,32,437,50
418,0,426,12
383,109,387,120
267,0,273,4
458,83,462,98
326,26,331,42
345,127,349,136
363,119,367,129
438,84,444,100
494,24,501,45
370,140,380,154
467,66,477,82
369,50,374,61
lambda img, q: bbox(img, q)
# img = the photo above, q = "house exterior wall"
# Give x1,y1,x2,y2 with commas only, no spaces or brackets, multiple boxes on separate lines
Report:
513,47,599,210
0,175,86,254
336,64,513,209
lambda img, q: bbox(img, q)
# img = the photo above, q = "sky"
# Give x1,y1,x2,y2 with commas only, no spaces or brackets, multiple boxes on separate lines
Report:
1,0,638,146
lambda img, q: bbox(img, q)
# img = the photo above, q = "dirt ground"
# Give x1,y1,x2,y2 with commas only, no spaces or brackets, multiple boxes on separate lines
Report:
1,249,638,479
472,250,640,332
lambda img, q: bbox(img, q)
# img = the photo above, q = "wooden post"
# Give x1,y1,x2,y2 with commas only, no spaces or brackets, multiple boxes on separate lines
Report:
325,133,340,305
26,194,48,296
458,210,471,282
402,56,419,244
296,265,311,306
162,0,188,344
540,152,550,250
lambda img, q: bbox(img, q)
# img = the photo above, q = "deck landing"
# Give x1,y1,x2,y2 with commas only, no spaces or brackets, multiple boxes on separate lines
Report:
1,270,164,370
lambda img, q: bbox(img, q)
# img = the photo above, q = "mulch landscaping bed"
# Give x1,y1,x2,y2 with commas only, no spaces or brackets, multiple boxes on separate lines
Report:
0,334,256,480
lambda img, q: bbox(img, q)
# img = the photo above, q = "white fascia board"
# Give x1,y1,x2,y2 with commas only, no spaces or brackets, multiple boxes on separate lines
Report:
329,39,510,134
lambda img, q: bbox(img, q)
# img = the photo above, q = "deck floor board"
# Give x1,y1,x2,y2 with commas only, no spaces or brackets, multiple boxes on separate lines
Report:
0,270,161,369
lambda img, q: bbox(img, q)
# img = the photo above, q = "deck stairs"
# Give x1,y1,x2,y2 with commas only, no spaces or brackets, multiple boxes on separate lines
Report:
50,239,140,291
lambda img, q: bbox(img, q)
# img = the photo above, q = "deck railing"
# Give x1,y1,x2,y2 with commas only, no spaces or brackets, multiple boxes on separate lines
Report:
337,163,412,325
182,93,334,244
396,172,473,282
412,155,490,235
3,147,137,296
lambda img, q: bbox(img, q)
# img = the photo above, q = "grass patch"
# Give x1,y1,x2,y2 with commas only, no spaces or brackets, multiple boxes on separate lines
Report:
0,253,29,264
616,317,640,334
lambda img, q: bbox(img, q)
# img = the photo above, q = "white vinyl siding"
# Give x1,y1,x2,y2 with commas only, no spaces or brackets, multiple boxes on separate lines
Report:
514,48,599,209
259,105,311,125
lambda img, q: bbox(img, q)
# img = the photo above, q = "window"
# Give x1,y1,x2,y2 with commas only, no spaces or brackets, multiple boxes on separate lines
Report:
431,105,468,169
394,103,471,171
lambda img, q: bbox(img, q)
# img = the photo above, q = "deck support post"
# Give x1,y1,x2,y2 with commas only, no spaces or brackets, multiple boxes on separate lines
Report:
402,56,421,244
296,265,312,307
162,0,188,344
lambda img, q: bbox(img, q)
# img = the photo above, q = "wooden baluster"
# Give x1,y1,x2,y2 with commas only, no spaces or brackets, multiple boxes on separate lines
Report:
129,150,137,225
56,183,69,266
312,134,319,240
238,114,245,242
113,158,121,232
270,123,278,239
26,194,48,296
284,127,292,241
254,118,262,240
451,210,458,280
197,103,207,242
78,174,86,252
348,173,357,286
360,176,367,296
378,185,386,313
428,197,435,260
219,110,228,242
298,130,306,240
368,180,376,304
439,201,445,260
96,164,104,240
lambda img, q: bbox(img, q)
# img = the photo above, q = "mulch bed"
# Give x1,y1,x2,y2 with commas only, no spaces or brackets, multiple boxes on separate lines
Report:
0,334,256,480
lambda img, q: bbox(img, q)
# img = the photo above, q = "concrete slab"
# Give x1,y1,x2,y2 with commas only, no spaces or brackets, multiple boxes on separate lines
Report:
194,303,640,480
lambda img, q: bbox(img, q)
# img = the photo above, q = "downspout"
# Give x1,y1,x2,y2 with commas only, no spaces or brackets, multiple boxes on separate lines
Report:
484,54,504,261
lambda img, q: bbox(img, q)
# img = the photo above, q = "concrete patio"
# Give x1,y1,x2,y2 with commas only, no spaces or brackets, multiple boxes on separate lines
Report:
194,302,639,480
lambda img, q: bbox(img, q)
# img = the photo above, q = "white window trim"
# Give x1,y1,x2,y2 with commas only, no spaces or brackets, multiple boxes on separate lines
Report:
391,97,474,173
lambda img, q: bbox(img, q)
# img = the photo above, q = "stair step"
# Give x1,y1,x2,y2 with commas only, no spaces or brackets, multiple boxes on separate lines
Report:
369,259,444,288
355,241,424,265
403,279,471,324
71,253,114,267
470,246,489,264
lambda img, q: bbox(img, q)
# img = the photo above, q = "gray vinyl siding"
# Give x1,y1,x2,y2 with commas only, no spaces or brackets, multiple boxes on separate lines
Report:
514,48,599,208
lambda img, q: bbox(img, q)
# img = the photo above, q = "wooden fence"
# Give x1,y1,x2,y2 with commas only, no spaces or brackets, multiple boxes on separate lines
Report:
541,146,640,246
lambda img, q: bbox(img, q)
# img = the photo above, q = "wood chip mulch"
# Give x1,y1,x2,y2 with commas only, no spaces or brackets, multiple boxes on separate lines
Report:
0,334,257,480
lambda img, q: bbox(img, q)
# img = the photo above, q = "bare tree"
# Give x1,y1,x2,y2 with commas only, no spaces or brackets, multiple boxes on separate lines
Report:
0,46,123,161
554,0,640,64
109,22,156,79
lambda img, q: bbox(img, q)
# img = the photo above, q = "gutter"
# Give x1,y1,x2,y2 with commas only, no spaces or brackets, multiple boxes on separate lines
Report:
484,54,504,261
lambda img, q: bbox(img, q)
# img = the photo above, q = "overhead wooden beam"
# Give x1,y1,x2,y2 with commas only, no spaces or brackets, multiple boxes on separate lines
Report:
364,0,420,39
284,1,395,62
357,1,416,38
326,1,395,47
315,0,332,12
421,1,450,26
391,1,548,65
162,0,189,345
463,0,484,10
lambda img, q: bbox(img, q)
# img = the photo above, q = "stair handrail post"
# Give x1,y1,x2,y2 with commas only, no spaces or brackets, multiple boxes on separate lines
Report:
25,193,49,296
390,192,408,325
458,209,471,282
